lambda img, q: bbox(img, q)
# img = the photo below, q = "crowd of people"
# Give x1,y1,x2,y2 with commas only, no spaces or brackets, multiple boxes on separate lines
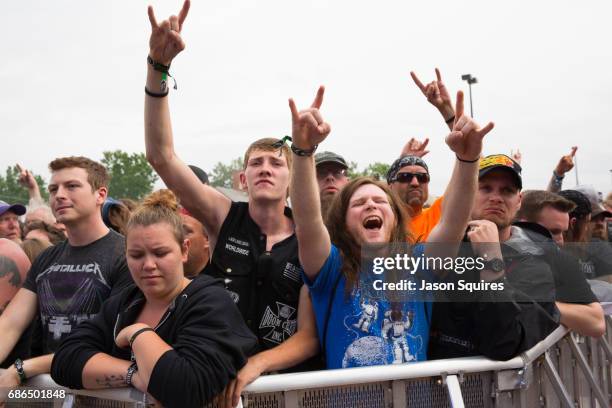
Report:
1,1,611,407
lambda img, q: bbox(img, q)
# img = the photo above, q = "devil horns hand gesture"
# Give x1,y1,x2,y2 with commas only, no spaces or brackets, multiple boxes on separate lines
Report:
289,86,332,150
148,0,190,66
445,91,494,161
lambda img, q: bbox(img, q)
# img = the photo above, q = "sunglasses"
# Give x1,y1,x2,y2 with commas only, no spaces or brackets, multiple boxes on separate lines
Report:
393,172,430,184
316,168,348,180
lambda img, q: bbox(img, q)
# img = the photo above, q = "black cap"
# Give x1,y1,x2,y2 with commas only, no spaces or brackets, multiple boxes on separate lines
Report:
558,190,592,219
314,151,348,169
188,165,209,185
574,185,612,219
478,154,522,190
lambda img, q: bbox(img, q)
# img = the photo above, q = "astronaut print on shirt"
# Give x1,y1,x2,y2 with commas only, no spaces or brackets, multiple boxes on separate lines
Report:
342,287,425,368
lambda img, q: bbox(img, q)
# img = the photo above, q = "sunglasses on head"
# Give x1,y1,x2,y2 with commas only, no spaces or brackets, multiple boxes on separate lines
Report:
393,172,430,184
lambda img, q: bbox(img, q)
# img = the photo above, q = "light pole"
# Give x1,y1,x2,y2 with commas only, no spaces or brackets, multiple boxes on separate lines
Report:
461,74,477,118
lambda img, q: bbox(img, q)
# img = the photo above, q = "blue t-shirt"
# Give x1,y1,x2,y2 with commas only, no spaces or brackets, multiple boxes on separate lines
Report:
305,244,432,369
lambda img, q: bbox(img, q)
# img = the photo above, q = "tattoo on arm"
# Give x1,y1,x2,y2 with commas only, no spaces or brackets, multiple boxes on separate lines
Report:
95,374,126,388
0,255,22,287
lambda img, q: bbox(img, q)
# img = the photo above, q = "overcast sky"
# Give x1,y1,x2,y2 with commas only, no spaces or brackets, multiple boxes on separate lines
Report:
2,0,611,198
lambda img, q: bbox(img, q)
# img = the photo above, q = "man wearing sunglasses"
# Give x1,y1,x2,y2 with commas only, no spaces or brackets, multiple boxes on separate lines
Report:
387,156,442,242
314,151,350,215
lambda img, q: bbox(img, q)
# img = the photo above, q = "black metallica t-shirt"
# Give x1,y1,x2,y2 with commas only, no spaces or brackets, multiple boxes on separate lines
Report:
23,230,132,353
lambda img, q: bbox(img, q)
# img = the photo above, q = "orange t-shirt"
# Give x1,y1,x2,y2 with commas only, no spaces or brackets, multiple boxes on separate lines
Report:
408,196,443,243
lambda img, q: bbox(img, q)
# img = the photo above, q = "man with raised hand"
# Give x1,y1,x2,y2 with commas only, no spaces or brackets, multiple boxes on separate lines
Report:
547,146,578,192
386,154,438,242
143,2,318,406
387,67,457,242
0,156,132,390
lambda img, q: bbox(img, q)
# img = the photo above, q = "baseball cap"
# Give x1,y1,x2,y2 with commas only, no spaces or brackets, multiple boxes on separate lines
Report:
188,165,209,185
102,197,123,228
0,200,26,217
558,190,592,219
387,155,429,184
574,185,612,218
478,154,522,190
314,151,348,169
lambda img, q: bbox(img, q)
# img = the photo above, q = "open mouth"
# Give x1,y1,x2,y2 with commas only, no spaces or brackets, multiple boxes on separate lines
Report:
363,215,383,230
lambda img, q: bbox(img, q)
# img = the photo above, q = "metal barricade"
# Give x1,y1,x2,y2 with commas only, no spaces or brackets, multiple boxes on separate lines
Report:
10,317,612,408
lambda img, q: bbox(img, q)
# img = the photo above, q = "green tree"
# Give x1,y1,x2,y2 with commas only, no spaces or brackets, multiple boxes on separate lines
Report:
209,157,243,188
101,150,158,200
350,162,390,181
0,165,48,204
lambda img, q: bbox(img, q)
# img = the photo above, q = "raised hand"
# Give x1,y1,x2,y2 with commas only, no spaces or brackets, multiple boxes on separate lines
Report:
147,0,190,65
410,68,454,118
554,146,578,175
401,137,430,158
16,164,37,191
445,91,494,161
289,86,331,150
510,149,522,164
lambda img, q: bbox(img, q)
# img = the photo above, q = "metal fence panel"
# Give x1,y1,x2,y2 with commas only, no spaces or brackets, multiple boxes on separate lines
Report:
296,382,390,408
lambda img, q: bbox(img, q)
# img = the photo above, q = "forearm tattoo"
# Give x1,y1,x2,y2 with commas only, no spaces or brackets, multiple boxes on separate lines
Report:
0,256,22,287
95,374,126,388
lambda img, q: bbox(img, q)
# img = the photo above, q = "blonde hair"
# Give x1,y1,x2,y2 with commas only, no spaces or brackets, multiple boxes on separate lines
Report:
127,190,184,244
243,138,292,170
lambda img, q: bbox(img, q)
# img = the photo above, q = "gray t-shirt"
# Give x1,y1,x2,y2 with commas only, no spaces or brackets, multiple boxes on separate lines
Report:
23,230,132,353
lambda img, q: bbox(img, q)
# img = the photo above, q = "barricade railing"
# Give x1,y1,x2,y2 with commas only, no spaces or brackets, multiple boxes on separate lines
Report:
10,315,612,408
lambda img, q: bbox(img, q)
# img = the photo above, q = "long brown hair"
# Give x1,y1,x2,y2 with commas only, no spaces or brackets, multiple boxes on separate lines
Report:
325,177,410,291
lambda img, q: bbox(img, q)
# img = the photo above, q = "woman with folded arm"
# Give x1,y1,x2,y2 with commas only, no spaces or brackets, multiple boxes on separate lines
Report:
51,190,257,407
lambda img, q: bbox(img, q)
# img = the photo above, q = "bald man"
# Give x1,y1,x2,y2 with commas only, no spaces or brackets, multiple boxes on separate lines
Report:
0,239,32,368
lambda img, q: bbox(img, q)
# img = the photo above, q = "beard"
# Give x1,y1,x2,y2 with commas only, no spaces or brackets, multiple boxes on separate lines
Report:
399,189,425,214
320,194,336,222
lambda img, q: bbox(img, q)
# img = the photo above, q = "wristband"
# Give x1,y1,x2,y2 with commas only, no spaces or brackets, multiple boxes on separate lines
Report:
125,362,138,386
445,115,455,124
553,170,565,181
291,144,318,157
14,358,26,385
147,55,177,91
145,87,169,98
129,327,155,348
456,155,479,163
147,55,171,73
